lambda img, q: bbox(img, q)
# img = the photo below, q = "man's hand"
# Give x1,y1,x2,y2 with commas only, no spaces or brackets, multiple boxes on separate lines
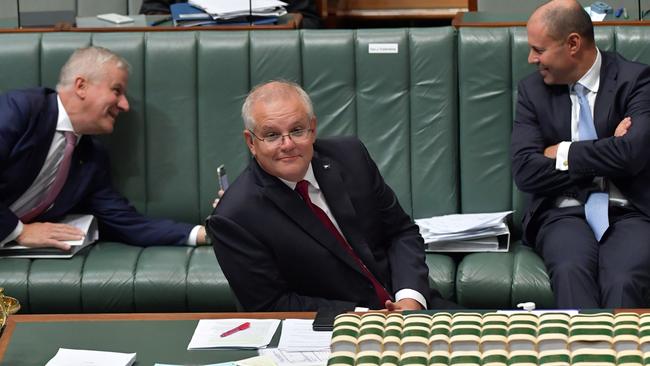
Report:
544,144,559,159
615,117,632,137
384,298,424,311
196,226,210,245
212,189,225,208
16,222,85,251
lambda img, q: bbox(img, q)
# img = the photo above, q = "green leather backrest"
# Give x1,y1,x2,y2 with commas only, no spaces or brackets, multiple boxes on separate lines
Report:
0,29,458,226
457,26,650,236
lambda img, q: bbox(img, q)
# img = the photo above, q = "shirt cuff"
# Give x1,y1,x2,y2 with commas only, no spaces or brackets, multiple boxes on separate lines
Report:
555,141,572,171
1,221,23,247
395,288,427,309
186,225,201,246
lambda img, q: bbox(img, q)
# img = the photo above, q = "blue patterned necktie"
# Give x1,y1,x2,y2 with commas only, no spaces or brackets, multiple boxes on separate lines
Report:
574,83,609,241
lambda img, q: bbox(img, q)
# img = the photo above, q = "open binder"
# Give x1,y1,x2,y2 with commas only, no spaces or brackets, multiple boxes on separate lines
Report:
416,211,512,253
0,214,98,258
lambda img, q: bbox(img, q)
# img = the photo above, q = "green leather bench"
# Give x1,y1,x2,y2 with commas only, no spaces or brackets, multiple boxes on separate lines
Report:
8,25,647,312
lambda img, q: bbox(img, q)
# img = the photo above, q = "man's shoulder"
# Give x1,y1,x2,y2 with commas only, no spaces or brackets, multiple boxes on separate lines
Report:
1,87,55,102
605,51,650,77
314,136,365,156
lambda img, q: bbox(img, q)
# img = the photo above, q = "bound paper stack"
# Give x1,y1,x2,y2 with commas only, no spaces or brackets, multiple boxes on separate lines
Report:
327,312,650,366
188,0,287,21
415,211,512,252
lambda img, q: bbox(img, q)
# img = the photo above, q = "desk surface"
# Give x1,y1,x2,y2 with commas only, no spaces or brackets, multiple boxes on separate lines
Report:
0,312,315,366
0,13,301,32
453,11,650,27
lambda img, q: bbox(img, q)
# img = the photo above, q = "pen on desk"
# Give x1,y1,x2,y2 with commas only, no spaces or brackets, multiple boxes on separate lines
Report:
149,16,172,26
220,322,251,337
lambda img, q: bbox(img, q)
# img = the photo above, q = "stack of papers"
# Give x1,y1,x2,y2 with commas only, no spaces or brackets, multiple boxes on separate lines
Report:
188,0,287,20
188,319,280,349
0,214,98,258
46,348,135,366
415,211,512,252
277,319,331,352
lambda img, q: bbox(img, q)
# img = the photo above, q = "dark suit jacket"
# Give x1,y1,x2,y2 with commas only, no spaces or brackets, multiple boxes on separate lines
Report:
0,88,192,245
207,137,434,311
512,51,650,245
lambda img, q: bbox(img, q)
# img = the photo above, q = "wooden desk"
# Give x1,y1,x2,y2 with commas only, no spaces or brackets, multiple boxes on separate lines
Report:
453,11,650,27
0,13,302,33
336,0,477,21
0,312,315,366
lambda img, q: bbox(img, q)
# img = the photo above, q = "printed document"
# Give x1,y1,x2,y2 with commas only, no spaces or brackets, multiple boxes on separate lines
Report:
277,319,331,352
188,318,280,349
45,348,135,366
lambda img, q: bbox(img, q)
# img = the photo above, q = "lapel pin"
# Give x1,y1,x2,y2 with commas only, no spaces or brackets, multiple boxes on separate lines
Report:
323,164,330,170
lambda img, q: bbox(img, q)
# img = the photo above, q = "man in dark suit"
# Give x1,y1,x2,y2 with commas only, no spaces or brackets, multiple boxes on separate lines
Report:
0,46,208,251
512,0,650,308
206,80,453,312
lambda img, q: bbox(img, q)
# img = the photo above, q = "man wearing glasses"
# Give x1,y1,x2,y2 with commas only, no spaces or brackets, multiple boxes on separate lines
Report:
206,80,454,312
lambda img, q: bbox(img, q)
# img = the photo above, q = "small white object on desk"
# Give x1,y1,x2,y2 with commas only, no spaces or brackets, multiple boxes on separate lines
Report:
96,13,134,24
188,318,280,349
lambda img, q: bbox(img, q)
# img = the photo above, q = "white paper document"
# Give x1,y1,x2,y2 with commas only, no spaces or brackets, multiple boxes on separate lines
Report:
277,319,332,352
0,214,98,258
188,319,280,349
260,348,330,366
189,0,287,18
416,211,512,252
45,348,135,366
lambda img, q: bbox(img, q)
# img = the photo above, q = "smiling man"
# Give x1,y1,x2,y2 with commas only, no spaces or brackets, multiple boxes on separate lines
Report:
512,0,650,308
206,80,457,312
0,46,208,251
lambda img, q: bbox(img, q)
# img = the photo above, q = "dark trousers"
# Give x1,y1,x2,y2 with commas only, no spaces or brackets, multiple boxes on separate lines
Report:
534,205,650,308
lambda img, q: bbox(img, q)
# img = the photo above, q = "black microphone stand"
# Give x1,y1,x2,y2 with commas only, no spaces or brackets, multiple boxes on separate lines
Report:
16,0,21,28
249,0,253,26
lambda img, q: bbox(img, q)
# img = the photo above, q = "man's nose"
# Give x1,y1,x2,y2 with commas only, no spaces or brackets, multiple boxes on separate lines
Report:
118,95,130,112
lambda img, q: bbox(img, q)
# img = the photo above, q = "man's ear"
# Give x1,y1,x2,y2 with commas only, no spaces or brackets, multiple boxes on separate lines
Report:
244,129,256,157
567,33,581,55
73,76,88,99
310,116,318,140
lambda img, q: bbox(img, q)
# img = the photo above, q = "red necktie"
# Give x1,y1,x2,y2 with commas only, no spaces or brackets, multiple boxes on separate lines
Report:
295,180,391,306
21,132,77,223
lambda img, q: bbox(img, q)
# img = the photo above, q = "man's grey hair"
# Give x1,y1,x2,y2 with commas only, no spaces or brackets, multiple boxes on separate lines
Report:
241,80,315,131
56,46,131,91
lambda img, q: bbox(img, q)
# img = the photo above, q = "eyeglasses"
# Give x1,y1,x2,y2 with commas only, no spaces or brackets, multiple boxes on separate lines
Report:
248,127,314,146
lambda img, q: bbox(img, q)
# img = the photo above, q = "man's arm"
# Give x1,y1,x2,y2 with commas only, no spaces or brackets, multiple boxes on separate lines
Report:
511,81,589,195
567,67,650,178
83,146,197,246
357,140,430,309
544,116,632,159
207,214,357,311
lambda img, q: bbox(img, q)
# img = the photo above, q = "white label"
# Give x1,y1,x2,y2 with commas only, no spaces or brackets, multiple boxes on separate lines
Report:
368,43,398,54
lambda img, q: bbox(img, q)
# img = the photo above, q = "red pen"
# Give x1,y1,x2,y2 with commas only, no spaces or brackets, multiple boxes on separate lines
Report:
220,322,251,337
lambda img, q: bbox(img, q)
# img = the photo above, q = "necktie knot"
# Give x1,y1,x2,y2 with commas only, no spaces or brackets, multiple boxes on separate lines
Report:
295,180,310,201
574,83,588,97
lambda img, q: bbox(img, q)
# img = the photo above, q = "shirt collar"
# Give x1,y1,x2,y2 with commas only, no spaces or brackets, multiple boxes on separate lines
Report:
573,48,602,93
56,94,81,143
279,163,319,191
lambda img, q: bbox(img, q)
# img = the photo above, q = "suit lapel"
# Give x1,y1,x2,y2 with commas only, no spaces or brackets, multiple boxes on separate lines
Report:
312,152,384,281
253,160,365,276
551,86,572,141
594,52,616,138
